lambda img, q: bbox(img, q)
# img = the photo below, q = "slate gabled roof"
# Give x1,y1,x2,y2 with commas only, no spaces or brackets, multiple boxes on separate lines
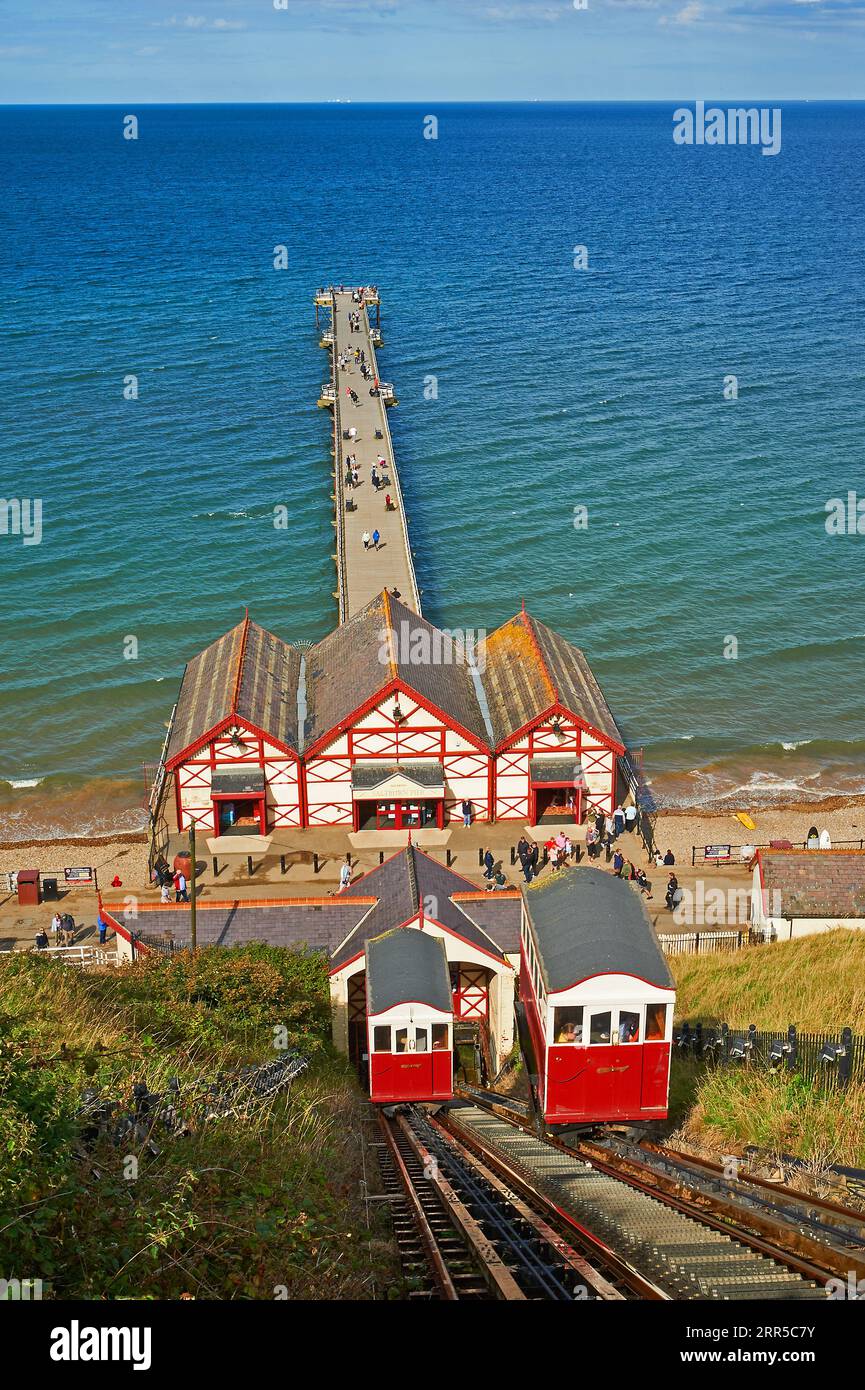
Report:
304,590,489,751
522,867,673,993
757,849,865,919
166,615,302,766
478,610,624,750
330,845,510,971
366,928,451,1015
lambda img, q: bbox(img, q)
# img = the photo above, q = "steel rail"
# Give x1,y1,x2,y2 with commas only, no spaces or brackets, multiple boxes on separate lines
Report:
426,1111,625,1300
394,1113,526,1299
376,1112,458,1300
442,1107,668,1300
448,1102,826,1299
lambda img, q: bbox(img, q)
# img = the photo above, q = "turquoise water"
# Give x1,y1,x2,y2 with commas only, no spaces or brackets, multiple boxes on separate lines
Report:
1,103,864,839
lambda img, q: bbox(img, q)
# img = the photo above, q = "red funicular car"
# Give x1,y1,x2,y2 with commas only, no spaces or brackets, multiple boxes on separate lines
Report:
520,868,675,1128
366,928,453,1104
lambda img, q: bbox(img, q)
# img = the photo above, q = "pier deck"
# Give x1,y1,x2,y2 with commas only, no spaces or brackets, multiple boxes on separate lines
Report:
323,289,420,620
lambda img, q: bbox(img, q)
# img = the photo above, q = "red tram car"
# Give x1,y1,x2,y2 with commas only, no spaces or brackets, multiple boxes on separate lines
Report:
366,928,454,1104
519,868,675,1128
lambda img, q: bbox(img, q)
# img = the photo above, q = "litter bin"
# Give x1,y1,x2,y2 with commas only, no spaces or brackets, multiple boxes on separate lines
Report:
42,877,59,901
17,869,41,906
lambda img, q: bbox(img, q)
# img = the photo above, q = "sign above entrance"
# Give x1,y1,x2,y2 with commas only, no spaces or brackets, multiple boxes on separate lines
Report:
351,762,445,800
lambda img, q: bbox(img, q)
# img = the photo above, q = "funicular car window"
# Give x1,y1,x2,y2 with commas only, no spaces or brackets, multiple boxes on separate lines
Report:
432,1024,449,1050
553,1006,584,1043
646,1003,668,1041
414,1027,429,1052
589,1011,612,1044
395,1027,409,1053
618,1010,640,1043
373,1026,390,1052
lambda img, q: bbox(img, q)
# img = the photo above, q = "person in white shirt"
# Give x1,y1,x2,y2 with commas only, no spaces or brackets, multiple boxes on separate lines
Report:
51,912,62,935
339,857,352,891
625,804,637,833
161,882,172,904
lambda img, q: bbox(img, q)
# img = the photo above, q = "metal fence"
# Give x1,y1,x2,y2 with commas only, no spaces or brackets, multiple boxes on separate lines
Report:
691,837,865,867
674,1021,863,1089
658,929,761,956
77,1052,309,1154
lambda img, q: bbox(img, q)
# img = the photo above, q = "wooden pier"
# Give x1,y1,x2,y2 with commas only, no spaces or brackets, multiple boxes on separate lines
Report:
317,287,421,621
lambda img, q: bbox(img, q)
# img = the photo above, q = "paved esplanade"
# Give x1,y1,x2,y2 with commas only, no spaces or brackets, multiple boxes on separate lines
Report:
328,289,421,620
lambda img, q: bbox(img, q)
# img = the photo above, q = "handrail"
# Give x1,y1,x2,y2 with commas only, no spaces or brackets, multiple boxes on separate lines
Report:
362,302,421,613
330,288,350,624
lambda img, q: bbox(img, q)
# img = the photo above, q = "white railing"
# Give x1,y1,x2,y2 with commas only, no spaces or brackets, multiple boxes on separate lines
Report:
0,944,112,967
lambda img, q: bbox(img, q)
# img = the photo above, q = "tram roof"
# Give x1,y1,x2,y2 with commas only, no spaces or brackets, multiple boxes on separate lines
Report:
521,868,674,993
366,927,451,1015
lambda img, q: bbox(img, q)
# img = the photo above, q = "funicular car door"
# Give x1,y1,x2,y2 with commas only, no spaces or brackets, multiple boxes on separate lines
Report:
581,1008,643,1120
371,1022,435,1101
640,1003,671,1110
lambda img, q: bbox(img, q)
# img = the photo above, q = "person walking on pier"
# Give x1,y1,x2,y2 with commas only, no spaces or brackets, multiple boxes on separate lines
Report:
372,528,380,550
339,856,352,892
362,531,370,550
371,465,379,490
483,848,495,881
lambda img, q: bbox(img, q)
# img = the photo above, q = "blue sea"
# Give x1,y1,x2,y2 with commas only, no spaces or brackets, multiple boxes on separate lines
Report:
1,102,864,840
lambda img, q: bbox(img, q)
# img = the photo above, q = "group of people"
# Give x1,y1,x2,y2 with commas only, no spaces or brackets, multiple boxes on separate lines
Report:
152,857,190,903
481,848,509,890
611,849,653,899
516,836,542,882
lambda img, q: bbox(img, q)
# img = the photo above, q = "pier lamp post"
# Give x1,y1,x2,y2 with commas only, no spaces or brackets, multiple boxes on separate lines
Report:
189,823,198,954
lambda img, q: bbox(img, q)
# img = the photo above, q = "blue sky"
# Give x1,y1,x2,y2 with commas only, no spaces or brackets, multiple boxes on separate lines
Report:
1,0,864,101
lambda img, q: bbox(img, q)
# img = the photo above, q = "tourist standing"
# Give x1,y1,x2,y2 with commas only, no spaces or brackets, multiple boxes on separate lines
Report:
665,874,679,911
612,849,625,878
483,848,495,881
97,914,108,946
461,799,472,828
339,856,352,892
625,804,637,834
613,805,626,838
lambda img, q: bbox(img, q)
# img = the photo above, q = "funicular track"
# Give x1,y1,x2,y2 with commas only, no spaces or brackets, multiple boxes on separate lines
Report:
376,1108,627,1300
444,1099,852,1300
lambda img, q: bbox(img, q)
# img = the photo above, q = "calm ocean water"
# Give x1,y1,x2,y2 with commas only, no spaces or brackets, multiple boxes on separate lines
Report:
1,103,864,840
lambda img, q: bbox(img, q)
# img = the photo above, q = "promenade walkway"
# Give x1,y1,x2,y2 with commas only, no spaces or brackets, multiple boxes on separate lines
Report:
319,288,420,620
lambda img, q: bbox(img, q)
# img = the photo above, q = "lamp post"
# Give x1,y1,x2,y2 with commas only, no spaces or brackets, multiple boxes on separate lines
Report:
189,823,198,954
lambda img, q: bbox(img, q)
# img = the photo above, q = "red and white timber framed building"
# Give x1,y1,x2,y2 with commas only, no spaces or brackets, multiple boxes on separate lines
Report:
158,590,628,837
163,614,304,836
479,608,626,824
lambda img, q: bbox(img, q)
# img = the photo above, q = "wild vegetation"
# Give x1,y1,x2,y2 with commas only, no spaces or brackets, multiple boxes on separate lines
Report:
672,929,865,1032
0,946,399,1300
669,932,865,1167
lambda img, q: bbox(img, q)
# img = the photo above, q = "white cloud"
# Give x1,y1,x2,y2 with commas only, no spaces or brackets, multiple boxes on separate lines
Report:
160,14,246,30
660,0,703,22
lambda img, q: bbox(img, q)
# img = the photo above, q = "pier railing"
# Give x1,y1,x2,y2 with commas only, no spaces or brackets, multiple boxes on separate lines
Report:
330,289,350,623
362,301,421,613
